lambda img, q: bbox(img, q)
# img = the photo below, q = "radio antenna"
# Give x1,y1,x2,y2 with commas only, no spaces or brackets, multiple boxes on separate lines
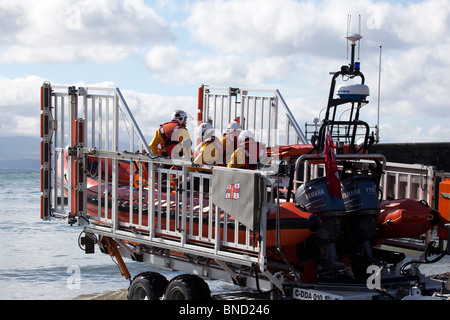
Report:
346,14,363,71
346,14,351,59
358,14,361,60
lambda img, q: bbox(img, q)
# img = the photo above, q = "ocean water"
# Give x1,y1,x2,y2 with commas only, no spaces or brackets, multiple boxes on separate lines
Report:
0,171,448,300
0,171,239,300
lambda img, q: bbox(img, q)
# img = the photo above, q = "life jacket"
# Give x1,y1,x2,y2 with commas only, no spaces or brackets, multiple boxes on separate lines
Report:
239,140,262,170
196,136,225,166
222,133,239,164
193,143,202,160
159,121,185,157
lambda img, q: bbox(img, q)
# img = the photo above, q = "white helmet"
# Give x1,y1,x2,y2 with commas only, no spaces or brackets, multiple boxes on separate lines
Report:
226,121,242,135
238,130,255,145
195,122,214,141
172,110,188,124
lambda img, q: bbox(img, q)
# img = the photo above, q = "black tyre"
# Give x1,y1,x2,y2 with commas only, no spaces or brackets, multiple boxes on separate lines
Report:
164,274,212,300
127,272,169,300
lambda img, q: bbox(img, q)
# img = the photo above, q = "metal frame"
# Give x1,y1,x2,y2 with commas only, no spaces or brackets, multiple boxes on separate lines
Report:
41,85,151,220
200,86,308,148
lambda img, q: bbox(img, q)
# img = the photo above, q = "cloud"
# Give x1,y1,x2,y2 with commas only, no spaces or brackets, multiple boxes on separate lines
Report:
185,0,390,58
142,0,389,86
3,0,450,145
137,0,450,144
142,0,355,86
0,75,46,136
0,74,197,143
0,0,174,63
144,45,302,87
187,0,323,57
148,0,450,83
145,45,182,73
120,89,197,138
389,0,450,46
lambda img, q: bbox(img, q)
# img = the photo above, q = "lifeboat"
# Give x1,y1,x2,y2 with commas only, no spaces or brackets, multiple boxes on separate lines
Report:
60,153,320,249
375,198,445,240
85,156,134,187
438,179,450,241
266,202,321,246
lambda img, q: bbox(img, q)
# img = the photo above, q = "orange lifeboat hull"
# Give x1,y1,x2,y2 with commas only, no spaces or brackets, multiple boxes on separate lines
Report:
438,179,450,241
376,199,443,240
266,202,320,247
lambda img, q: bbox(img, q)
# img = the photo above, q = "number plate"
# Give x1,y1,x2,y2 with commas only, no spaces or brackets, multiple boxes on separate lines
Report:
293,288,343,300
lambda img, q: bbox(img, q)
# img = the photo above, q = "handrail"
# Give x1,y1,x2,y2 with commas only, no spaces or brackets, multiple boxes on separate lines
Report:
295,153,387,174
275,89,308,144
115,88,151,155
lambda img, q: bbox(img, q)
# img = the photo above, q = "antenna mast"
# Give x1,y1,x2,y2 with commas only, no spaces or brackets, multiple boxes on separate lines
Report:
346,14,363,73
316,14,374,154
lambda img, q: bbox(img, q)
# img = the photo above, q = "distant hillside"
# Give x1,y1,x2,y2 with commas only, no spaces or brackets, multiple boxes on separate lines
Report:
0,136,41,171
0,136,143,171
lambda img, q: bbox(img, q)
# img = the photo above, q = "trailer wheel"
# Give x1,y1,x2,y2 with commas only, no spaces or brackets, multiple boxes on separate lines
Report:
127,272,169,300
164,274,212,300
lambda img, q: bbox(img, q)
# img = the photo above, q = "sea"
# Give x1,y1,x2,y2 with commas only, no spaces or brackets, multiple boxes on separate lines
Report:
0,170,449,300
0,170,241,300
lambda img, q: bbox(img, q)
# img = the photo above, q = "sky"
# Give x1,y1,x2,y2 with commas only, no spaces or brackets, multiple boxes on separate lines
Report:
1,0,450,145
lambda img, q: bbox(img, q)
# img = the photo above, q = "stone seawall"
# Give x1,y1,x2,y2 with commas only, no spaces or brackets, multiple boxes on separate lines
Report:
369,143,450,172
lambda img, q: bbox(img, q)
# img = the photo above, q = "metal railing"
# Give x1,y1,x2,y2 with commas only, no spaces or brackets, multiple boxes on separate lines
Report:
49,85,149,153
200,86,308,147
381,163,436,206
83,150,271,264
304,122,378,145
294,154,444,250
41,84,150,221
294,155,438,206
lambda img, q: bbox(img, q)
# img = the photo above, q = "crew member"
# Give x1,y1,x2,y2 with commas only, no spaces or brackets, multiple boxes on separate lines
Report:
149,110,192,160
227,130,267,169
194,122,224,166
220,120,242,165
